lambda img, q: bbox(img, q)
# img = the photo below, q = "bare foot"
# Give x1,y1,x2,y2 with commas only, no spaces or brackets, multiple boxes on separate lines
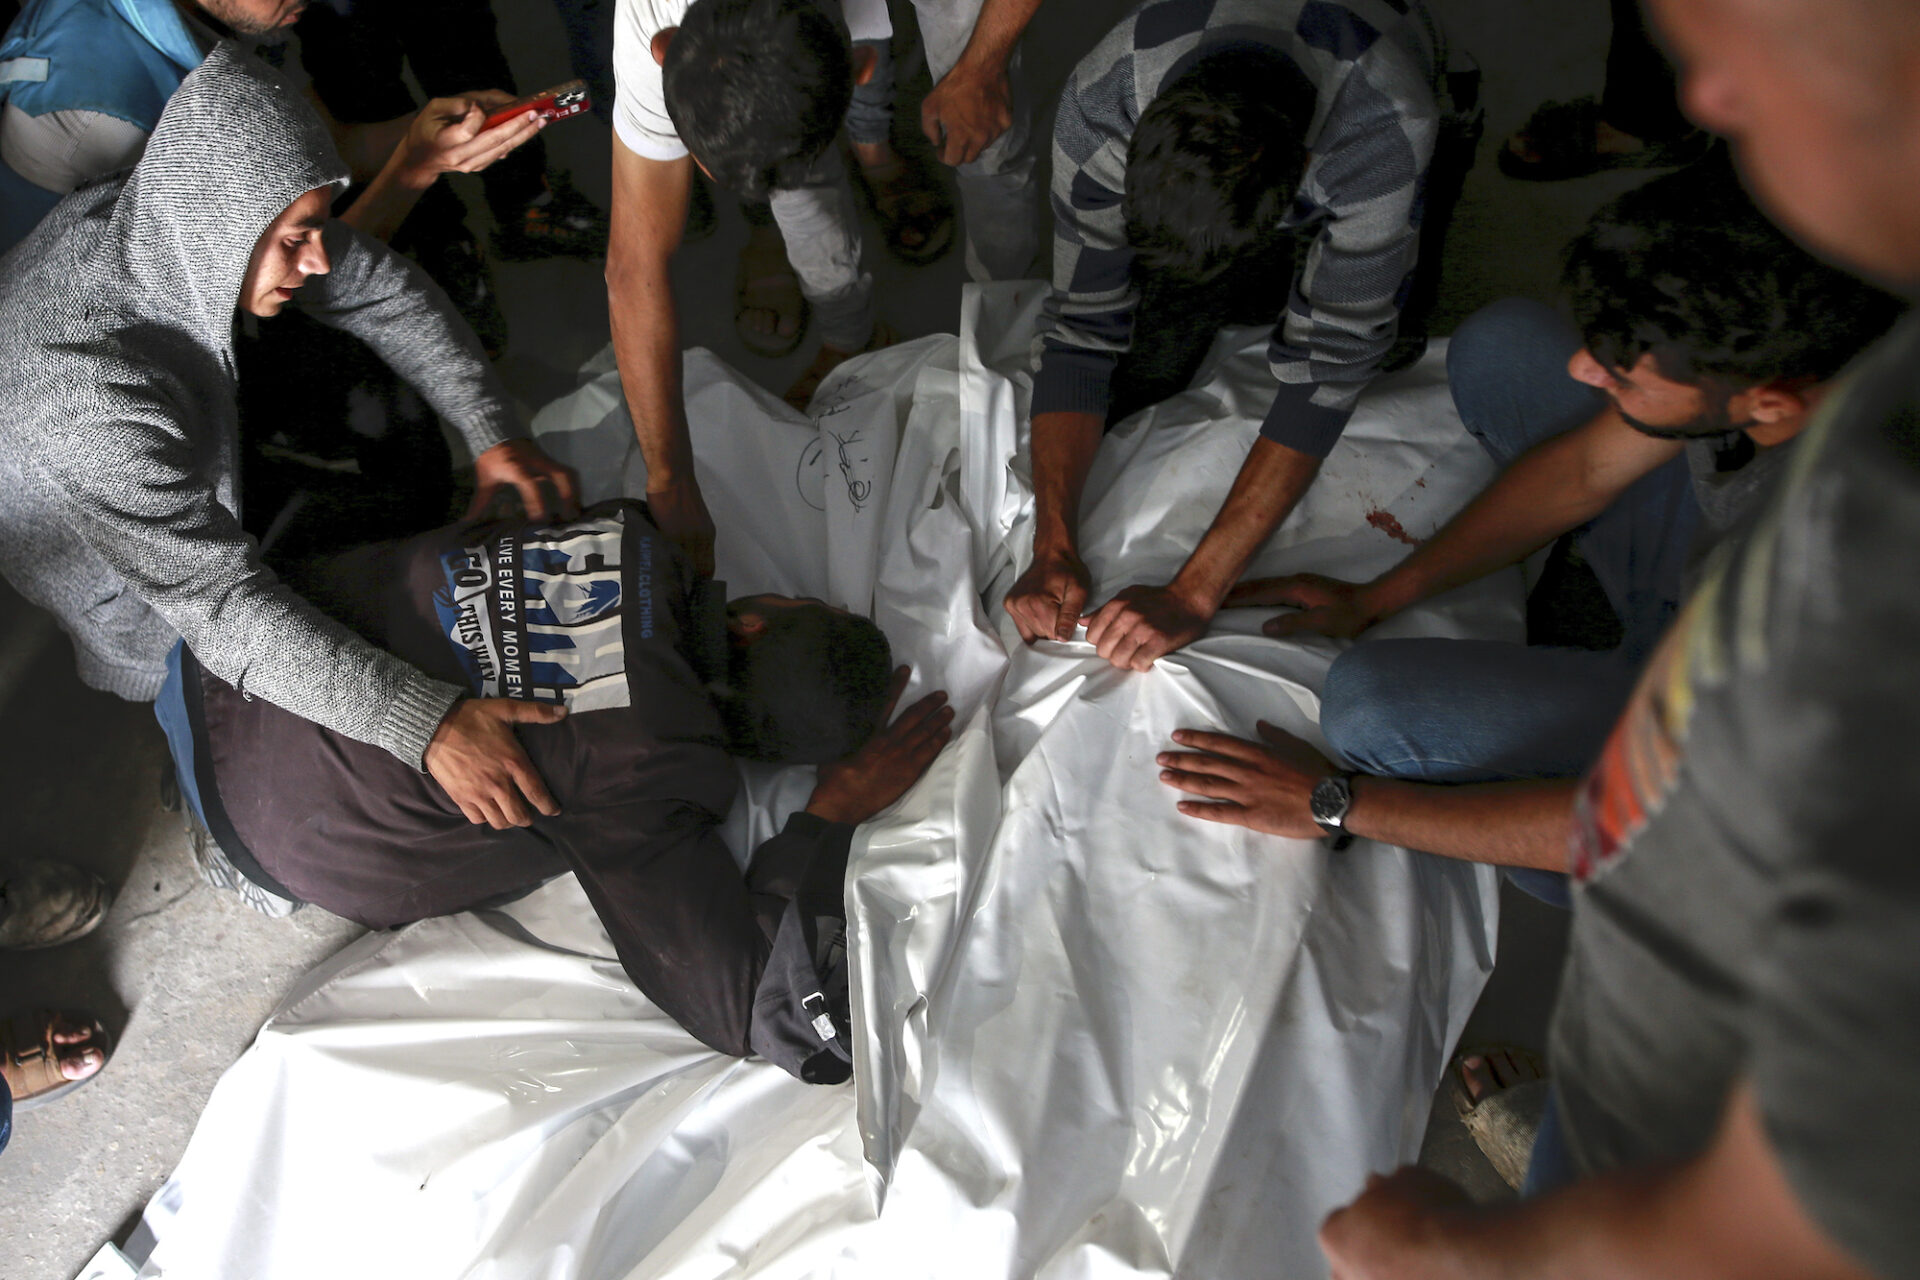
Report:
1457,1047,1547,1106
1506,117,1648,166
1,1009,110,1104
735,222,806,357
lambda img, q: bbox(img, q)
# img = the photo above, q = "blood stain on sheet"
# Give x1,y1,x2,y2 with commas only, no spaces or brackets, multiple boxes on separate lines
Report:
1366,508,1420,546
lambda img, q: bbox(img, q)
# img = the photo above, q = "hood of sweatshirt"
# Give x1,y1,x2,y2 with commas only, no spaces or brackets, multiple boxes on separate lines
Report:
101,40,348,346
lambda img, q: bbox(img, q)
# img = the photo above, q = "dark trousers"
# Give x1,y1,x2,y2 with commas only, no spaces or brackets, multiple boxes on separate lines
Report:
297,0,547,217
1602,0,1691,143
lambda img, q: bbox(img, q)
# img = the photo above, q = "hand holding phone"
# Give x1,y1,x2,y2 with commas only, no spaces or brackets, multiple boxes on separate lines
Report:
484,80,592,132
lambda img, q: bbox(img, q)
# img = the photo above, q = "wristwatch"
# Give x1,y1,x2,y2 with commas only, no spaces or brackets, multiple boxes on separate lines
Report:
1310,772,1358,848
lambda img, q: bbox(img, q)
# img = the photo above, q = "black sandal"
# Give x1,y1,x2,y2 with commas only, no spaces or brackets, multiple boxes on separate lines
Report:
854,155,954,266
1498,97,1712,182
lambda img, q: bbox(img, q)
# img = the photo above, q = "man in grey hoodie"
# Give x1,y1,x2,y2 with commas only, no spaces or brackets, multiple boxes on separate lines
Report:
0,43,580,828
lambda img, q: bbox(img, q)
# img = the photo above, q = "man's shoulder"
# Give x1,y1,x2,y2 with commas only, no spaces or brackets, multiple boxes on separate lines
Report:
3,0,194,128
618,0,692,35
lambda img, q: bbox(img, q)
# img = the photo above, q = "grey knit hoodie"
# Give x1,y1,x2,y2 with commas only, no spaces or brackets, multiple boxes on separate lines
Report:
0,43,520,768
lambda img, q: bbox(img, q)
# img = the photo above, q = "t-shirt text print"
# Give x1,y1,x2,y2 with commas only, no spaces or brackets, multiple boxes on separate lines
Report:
433,512,646,712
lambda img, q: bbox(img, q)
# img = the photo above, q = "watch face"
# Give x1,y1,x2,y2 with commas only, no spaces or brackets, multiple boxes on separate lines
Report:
1310,774,1352,828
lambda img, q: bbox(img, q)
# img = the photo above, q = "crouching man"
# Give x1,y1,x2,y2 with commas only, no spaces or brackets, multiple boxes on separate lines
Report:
0,45,579,827
160,499,952,1083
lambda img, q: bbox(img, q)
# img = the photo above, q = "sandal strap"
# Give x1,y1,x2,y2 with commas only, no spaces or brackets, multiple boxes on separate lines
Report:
2,1010,88,1101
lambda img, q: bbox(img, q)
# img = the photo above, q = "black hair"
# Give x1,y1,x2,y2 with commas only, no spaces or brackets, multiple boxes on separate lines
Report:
1564,151,1906,389
1122,46,1315,286
662,0,852,202
716,602,893,764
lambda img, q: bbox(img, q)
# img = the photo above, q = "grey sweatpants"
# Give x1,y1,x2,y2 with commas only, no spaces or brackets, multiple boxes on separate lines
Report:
769,0,1040,347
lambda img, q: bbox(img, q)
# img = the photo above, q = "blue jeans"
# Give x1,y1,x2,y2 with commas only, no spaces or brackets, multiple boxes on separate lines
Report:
154,641,210,831
1320,299,1702,907
1,1071,10,1156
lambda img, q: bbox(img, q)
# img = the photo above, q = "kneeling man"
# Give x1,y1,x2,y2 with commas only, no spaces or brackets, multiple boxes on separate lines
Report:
164,500,952,1083
1160,159,1903,903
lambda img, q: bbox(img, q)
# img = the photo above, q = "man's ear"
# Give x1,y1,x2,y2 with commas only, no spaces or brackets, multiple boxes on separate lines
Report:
1746,381,1806,423
851,43,878,86
1740,379,1815,446
729,610,768,639
652,27,676,68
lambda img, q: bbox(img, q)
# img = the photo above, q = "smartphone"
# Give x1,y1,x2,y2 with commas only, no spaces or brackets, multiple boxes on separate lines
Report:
483,79,592,132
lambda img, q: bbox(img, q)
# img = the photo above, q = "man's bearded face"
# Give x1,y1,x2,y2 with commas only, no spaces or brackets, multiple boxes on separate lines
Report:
193,0,310,40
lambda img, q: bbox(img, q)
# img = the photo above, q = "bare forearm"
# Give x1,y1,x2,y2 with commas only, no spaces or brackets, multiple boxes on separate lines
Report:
607,259,692,486
1175,437,1319,607
1365,418,1644,619
1029,409,1103,551
607,147,695,489
1346,777,1575,871
336,116,413,186
953,0,1044,71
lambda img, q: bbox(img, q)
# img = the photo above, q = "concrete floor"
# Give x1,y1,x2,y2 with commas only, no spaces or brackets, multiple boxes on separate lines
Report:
0,0,1658,1274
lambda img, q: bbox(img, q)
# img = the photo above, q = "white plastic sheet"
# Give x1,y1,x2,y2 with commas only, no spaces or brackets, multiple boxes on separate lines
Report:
133,284,1515,1280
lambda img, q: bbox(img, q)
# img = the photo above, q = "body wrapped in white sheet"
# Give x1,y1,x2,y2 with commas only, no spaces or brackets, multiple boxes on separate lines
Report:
133,285,1515,1280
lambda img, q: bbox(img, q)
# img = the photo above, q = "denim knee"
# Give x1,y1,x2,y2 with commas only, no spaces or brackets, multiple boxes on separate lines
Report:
1446,298,1565,381
1446,298,1599,467
1319,646,1411,776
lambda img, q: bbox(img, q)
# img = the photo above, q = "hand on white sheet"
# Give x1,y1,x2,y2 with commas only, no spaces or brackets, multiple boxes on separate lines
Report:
646,475,718,578
468,439,582,522
1226,572,1384,641
1319,1167,1476,1279
1156,720,1336,838
1004,545,1092,643
1084,583,1213,670
426,697,568,829
806,667,954,825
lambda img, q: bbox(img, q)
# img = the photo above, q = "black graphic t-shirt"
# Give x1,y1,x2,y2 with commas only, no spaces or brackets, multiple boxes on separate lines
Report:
431,515,660,710
1553,317,1920,1280
196,500,738,909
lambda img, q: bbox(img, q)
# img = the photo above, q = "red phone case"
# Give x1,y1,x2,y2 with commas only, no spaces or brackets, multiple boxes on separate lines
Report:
484,80,592,131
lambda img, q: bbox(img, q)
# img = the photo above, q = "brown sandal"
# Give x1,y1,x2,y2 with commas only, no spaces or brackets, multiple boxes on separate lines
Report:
2,1008,112,1110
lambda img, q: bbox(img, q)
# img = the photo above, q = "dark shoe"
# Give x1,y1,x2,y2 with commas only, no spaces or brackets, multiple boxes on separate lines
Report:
1498,97,1713,182
491,172,610,262
0,860,111,950
852,152,954,267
